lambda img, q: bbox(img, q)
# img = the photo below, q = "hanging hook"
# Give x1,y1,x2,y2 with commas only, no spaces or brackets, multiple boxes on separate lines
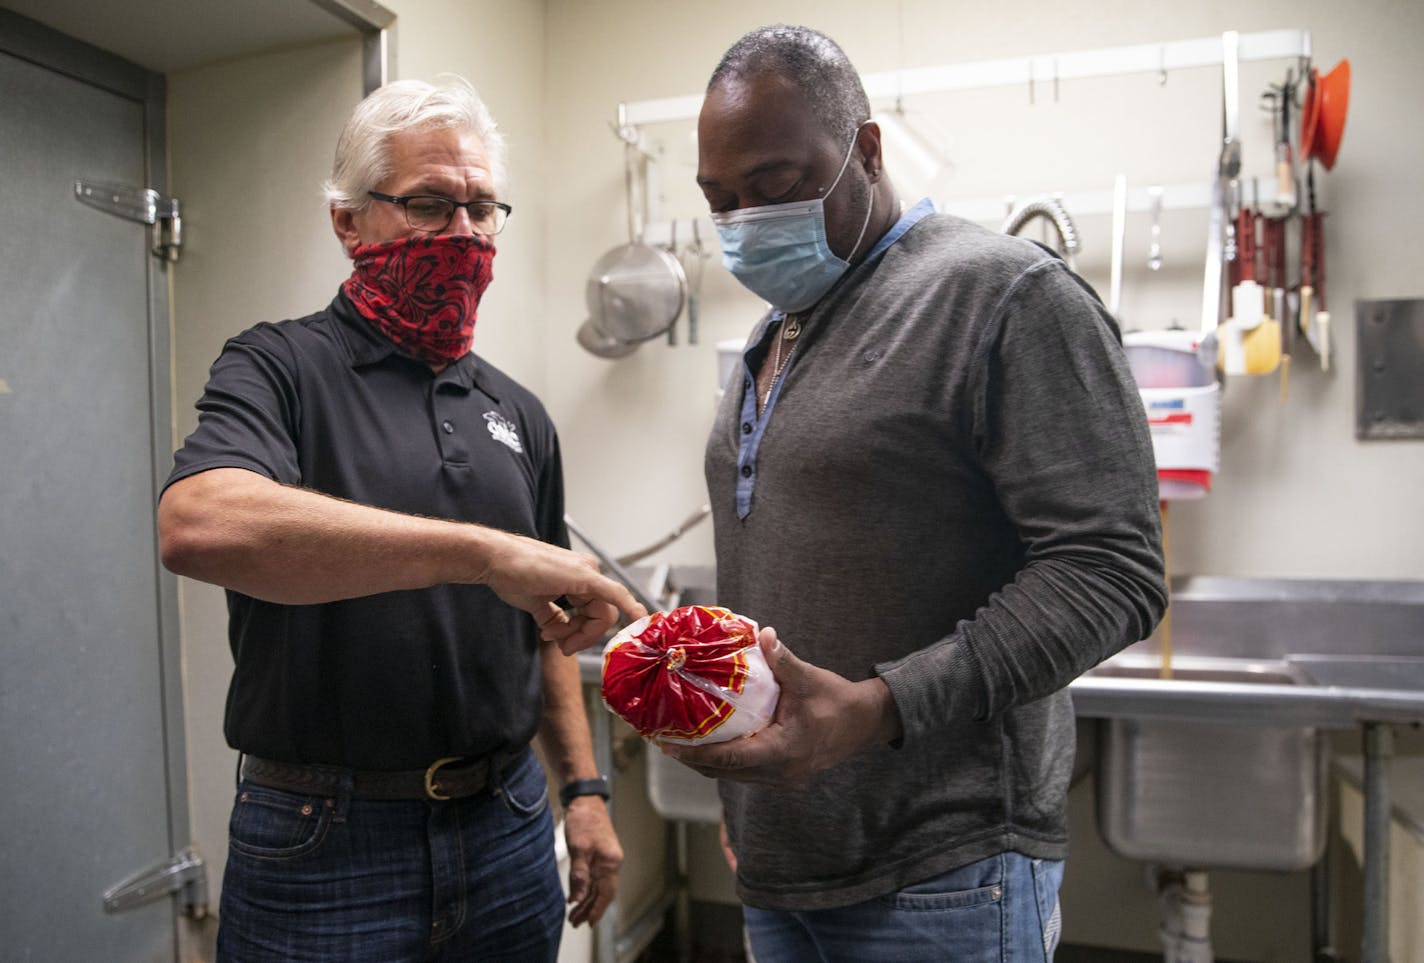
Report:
1148,185,1164,271
1052,57,1060,103
1158,45,1168,86
612,102,638,146
1258,86,1280,120
610,101,658,162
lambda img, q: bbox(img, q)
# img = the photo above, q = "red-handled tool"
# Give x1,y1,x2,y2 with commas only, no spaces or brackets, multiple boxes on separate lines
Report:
1230,195,1279,374
1258,215,1289,395
1236,203,1257,285
1314,209,1330,371
1301,163,1330,371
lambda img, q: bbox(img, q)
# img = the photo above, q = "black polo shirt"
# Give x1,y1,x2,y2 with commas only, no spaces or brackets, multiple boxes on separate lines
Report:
165,291,566,769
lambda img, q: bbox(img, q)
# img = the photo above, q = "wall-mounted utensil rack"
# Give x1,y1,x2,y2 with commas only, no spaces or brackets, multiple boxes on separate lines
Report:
626,29,1314,243
618,29,1311,126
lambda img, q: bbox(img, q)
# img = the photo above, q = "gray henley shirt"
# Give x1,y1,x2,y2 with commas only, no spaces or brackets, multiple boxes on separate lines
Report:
704,206,1167,910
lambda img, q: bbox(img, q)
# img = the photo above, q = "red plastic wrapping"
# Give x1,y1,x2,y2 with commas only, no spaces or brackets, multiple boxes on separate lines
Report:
600,605,778,745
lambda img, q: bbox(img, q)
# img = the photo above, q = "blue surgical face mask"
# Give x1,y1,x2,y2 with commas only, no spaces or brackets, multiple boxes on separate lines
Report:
711,128,874,313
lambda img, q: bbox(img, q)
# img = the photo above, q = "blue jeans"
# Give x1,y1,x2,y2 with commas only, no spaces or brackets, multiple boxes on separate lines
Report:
216,747,564,962
743,851,1064,963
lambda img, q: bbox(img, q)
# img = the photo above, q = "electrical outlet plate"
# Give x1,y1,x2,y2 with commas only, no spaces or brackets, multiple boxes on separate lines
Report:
1356,298,1424,439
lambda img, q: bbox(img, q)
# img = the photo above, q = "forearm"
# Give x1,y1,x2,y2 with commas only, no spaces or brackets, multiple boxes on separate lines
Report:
158,467,502,604
970,547,1165,705
857,676,904,747
879,536,1166,737
882,261,1167,727
539,642,621,927
536,641,602,785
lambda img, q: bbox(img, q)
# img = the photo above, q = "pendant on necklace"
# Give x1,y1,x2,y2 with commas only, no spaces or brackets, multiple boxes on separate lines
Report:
783,317,802,341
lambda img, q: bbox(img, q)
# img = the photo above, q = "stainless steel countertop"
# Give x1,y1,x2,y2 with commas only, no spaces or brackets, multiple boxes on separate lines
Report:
1070,652,1424,728
583,649,1424,728
574,575,1424,729
1068,674,1424,728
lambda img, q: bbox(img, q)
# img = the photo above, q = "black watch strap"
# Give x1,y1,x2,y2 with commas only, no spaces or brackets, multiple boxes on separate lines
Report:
559,776,611,808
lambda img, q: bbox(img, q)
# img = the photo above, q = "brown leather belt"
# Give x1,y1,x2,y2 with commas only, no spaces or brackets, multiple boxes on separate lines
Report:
241,753,511,801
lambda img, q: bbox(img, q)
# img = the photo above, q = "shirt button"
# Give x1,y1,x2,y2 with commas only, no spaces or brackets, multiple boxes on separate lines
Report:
744,379,752,392
741,422,752,434
442,420,455,434
740,465,753,478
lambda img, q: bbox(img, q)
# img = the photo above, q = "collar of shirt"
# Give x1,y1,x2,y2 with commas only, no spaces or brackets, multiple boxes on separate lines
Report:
331,289,500,401
730,197,936,520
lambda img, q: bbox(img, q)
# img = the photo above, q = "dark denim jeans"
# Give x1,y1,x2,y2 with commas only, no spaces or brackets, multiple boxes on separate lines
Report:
216,747,564,962
742,851,1064,962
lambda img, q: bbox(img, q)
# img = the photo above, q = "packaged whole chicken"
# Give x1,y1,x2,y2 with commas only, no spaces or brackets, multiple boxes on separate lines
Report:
600,605,779,746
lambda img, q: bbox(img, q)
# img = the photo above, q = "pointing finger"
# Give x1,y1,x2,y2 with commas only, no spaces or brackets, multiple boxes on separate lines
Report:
588,573,647,623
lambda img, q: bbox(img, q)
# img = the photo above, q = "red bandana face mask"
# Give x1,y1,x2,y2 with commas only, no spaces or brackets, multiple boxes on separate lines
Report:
342,233,495,366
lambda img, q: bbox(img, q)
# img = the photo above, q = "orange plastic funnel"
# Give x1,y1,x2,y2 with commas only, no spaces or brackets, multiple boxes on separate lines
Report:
1301,59,1351,171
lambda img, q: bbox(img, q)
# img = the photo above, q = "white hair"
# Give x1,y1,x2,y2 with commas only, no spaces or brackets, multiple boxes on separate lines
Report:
323,76,509,210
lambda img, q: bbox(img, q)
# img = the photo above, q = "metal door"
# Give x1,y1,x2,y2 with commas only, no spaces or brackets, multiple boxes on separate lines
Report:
0,13,190,962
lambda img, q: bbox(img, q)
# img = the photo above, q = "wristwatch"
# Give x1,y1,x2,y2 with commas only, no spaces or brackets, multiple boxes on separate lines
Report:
559,776,611,808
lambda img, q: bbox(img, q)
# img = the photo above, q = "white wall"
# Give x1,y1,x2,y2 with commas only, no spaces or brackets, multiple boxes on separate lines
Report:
379,0,551,394
166,36,365,955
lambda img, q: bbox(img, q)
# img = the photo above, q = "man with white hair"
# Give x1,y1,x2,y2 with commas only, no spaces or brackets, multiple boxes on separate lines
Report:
159,76,640,961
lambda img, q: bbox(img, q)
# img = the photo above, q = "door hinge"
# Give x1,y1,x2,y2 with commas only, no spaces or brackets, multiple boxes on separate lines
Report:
102,846,208,920
74,179,183,263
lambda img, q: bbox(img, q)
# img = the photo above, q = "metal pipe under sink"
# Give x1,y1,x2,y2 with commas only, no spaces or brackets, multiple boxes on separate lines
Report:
1362,724,1393,963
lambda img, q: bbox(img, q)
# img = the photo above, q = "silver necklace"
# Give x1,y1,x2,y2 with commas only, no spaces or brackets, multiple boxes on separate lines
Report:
760,316,802,411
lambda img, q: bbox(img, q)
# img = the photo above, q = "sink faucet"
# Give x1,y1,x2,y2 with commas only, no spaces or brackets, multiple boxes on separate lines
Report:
1001,197,1081,272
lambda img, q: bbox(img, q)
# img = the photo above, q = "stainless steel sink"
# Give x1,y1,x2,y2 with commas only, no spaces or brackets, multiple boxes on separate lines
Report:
1088,654,1327,871
1070,578,1424,875
1286,654,1424,691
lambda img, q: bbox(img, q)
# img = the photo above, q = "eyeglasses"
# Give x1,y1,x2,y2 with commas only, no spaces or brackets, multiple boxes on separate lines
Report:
366,191,512,235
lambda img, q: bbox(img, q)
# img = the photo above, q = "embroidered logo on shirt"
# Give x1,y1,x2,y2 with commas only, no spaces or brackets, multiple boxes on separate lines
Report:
483,411,524,453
